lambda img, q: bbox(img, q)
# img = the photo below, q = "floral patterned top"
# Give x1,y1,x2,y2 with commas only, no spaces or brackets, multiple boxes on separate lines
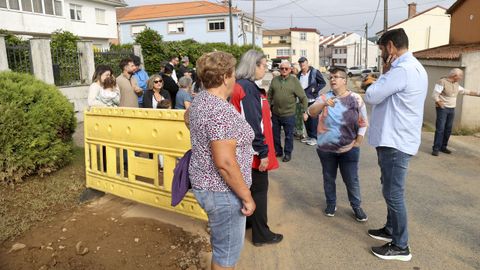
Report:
189,90,255,192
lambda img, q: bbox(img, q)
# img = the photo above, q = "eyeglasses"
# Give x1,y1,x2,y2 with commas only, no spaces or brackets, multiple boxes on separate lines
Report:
280,67,290,70
328,76,346,80
154,80,163,83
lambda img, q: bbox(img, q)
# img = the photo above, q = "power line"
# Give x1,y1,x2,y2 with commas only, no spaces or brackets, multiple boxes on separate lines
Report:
286,0,352,31
252,0,304,13
370,0,382,28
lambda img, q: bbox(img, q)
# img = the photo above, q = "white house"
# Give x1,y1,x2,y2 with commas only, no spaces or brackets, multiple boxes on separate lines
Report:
116,1,263,46
378,3,450,52
262,27,320,68
320,32,378,69
0,0,126,48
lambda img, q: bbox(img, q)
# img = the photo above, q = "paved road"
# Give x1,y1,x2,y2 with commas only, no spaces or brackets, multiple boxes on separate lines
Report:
237,133,480,270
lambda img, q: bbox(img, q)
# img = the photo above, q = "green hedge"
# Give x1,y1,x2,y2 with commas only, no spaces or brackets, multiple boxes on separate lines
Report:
0,71,76,185
134,28,263,75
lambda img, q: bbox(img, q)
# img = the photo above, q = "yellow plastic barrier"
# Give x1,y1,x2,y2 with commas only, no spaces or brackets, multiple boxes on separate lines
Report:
84,107,207,221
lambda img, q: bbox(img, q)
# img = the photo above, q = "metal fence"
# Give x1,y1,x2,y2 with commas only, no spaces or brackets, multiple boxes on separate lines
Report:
94,48,133,77
6,44,32,74
51,48,83,87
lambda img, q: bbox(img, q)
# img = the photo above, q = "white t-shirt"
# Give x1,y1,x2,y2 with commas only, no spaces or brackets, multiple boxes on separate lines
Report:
299,70,310,90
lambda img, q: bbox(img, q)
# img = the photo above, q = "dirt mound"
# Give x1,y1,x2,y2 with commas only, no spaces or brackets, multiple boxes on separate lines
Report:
0,198,210,270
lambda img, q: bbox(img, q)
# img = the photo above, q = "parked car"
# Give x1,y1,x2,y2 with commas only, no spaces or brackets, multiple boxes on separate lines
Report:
347,67,363,77
361,73,379,92
360,69,372,79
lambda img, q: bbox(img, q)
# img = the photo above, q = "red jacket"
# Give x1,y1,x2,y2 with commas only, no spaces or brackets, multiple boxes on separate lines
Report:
231,79,279,171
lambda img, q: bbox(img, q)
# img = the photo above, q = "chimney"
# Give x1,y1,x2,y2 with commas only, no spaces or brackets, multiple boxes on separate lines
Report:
408,2,417,19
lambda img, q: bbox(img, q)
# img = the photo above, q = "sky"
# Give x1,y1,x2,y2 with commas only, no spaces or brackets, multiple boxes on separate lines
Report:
123,0,457,36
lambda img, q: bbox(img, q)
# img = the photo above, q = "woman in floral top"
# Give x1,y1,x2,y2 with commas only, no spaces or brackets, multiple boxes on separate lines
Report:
307,67,369,222
188,51,256,270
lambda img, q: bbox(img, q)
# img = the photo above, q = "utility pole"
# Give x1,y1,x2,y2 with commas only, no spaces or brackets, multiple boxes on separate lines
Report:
384,0,388,32
359,37,363,68
365,23,368,69
252,0,256,48
228,0,233,45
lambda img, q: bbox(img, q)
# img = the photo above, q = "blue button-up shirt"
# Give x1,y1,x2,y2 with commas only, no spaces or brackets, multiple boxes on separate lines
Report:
364,52,428,156
133,69,149,103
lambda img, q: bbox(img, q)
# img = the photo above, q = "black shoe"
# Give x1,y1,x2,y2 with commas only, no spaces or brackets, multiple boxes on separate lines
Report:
353,207,368,222
371,242,412,261
431,150,439,156
276,153,283,157
440,148,452,154
253,233,283,247
282,154,291,162
368,227,393,242
324,205,337,217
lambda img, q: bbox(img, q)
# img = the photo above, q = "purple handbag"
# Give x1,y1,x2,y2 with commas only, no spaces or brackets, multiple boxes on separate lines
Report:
171,150,192,206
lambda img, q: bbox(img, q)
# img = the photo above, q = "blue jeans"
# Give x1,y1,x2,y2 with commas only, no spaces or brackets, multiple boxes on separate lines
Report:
433,107,455,151
272,114,296,155
193,189,246,268
376,147,412,249
317,147,362,208
304,101,319,139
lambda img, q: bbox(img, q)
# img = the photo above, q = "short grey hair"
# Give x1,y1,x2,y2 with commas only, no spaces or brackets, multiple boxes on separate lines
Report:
236,49,266,81
448,68,463,77
178,76,193,88
280,60,291,67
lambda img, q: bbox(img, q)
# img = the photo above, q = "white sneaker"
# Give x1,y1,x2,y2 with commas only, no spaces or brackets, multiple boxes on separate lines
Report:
300,137,310,143
306,138,317,146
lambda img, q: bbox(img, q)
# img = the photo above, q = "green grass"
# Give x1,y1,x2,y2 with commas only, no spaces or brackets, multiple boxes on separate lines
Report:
0,147,86,242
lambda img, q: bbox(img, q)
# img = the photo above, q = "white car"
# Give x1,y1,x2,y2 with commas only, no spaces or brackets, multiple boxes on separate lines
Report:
347,67,363,77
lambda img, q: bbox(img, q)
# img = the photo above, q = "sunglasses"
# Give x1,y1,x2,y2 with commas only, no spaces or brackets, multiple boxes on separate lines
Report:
328,76,346,80
280,67,290,70
154,80,163,83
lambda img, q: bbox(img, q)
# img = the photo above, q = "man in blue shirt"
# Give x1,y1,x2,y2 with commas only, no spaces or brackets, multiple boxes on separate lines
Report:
364,28,427,262
131,55,149,107
297,57,327,146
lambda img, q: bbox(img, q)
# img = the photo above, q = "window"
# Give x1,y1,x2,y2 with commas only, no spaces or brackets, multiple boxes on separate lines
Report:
8,0,19,10
300,32,306,40
208,19,225,31
276,49,292,57
292,49,296,55
44,0,54,15
32,0,42,13
131,24,146,36
301,50,307,57
95,8,105,24
168,22,184,34
243,22,251,32
21,0,32,11
268,36,272,41
280,35,286,40
70,4,82,21
53,0,61,15
0,0,7,8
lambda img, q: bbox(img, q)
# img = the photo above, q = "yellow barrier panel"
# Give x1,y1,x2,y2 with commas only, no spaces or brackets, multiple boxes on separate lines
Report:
84,107,207,221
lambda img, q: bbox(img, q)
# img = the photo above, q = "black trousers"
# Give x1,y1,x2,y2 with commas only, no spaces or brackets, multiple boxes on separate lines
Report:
247,169,274,243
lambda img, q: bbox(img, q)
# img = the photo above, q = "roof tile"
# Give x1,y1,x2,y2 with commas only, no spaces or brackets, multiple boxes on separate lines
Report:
117,1,241,22
414,43,480,60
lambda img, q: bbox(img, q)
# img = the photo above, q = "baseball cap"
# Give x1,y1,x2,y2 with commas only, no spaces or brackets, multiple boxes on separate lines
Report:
298,57,308,63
